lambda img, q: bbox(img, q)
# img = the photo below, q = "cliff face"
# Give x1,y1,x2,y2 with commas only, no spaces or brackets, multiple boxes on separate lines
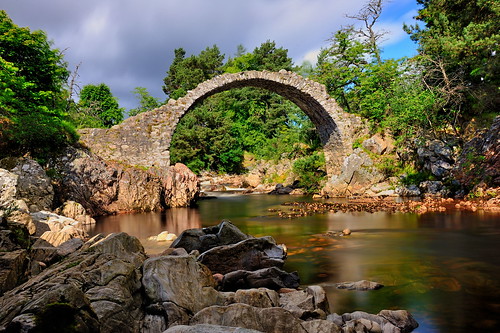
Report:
49,147,199,216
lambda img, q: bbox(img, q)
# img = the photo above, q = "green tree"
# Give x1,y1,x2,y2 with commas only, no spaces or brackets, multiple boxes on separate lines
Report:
314,1,440,143
404,0,499,119
76,83,124,128
224,40,294,73
128,87,163,117
170,41,322,176
0,10,77,158
162,45,224,99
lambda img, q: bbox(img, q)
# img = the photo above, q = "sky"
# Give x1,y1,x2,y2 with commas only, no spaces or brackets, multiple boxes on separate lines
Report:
2,0,420,112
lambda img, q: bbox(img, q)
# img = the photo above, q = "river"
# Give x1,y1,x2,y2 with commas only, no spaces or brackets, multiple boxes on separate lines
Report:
89,194,500,333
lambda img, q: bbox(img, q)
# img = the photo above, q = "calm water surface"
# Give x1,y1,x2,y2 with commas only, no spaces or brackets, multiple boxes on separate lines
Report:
90,194,500,333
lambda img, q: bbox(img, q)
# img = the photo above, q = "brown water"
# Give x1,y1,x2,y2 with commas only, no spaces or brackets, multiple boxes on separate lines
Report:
90,194,500,333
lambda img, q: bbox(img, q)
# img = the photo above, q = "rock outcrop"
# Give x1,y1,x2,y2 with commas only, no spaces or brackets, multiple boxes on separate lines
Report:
0,232,146,333
323,148,385,196
0,157,54,212
49,147,199,215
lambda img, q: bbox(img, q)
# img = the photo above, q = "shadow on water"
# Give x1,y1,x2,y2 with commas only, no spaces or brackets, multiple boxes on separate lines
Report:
90,194,500,333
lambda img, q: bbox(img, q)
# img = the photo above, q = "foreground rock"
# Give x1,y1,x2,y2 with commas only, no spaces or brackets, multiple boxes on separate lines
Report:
49,147,199,215
0,233,146,332
0,222,419,333
198,237,287,275
171,220,250,253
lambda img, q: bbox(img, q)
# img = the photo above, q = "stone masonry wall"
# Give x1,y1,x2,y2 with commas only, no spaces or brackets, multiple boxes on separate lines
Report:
79,70,366,177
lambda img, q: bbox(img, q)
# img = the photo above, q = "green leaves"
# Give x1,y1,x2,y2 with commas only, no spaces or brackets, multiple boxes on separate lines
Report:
75,83,124,128
0,11,77,158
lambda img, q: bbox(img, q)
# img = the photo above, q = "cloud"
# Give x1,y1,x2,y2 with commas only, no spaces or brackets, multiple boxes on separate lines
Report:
2,0,417,110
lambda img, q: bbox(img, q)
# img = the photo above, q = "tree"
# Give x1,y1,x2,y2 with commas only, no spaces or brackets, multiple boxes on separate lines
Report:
77,83,124,128
170,41,323,176
0,10,77,158
162,45,224,99
314,1,439,143
404,0,499,119
128,87,163,117
224,40,294,72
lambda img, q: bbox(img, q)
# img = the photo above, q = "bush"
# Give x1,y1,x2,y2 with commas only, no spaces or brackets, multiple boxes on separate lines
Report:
292,152,326,193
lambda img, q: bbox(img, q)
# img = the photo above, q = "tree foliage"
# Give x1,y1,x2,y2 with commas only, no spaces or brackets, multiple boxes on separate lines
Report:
128,87,163,117
75,83,124,128
314,1,441,144
0,10,77,158
162,46,224,99
404,0,499,119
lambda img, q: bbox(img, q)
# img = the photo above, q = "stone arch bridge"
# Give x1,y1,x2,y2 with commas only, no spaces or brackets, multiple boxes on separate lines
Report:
79,70,364,179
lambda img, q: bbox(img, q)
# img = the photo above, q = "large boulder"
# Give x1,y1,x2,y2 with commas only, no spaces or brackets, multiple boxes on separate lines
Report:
198,237,287,275
0,157,54,211
142,252,222,315
323,148,385,197
171,220,250,254
48,147,199,215
0,232,147,333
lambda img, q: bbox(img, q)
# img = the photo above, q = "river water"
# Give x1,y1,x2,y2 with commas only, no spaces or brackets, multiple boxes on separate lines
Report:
90,194,500,333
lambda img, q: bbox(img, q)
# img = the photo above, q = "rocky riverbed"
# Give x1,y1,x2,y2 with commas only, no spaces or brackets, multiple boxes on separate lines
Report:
0,218,419,333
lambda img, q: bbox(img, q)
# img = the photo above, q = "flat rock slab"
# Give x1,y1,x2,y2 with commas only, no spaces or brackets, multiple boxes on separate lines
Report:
335,280,384,290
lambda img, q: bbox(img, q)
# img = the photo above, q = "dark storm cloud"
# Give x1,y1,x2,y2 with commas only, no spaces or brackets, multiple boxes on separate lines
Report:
2,0,416,111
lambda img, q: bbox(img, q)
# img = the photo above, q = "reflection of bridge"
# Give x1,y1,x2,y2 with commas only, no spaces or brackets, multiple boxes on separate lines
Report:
79,70,364,177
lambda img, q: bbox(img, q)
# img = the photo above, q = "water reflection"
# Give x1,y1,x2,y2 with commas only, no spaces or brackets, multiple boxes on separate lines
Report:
89,195,500,333
89,208,202,240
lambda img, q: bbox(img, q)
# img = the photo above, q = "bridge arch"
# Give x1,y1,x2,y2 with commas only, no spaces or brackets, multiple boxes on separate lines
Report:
79,70,362,178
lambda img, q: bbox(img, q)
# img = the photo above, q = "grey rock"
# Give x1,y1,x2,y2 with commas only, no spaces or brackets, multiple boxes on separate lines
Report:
7,313,37,333
142,314,167,333
327,313,344,327
164,324,264,333
190,303,308,333
268,183,294,195
378,310,418,333
0,249,28,295
56,237,84,257
323,149,385,196
335,280,384,290
279,286,329,320
0,232,146,333
232,288,280,308
198,237,286,275
171,220,250,254
395,185,421,197
221,266,296,294
142,253,221,314
162,301,191,327
0,157,54,211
